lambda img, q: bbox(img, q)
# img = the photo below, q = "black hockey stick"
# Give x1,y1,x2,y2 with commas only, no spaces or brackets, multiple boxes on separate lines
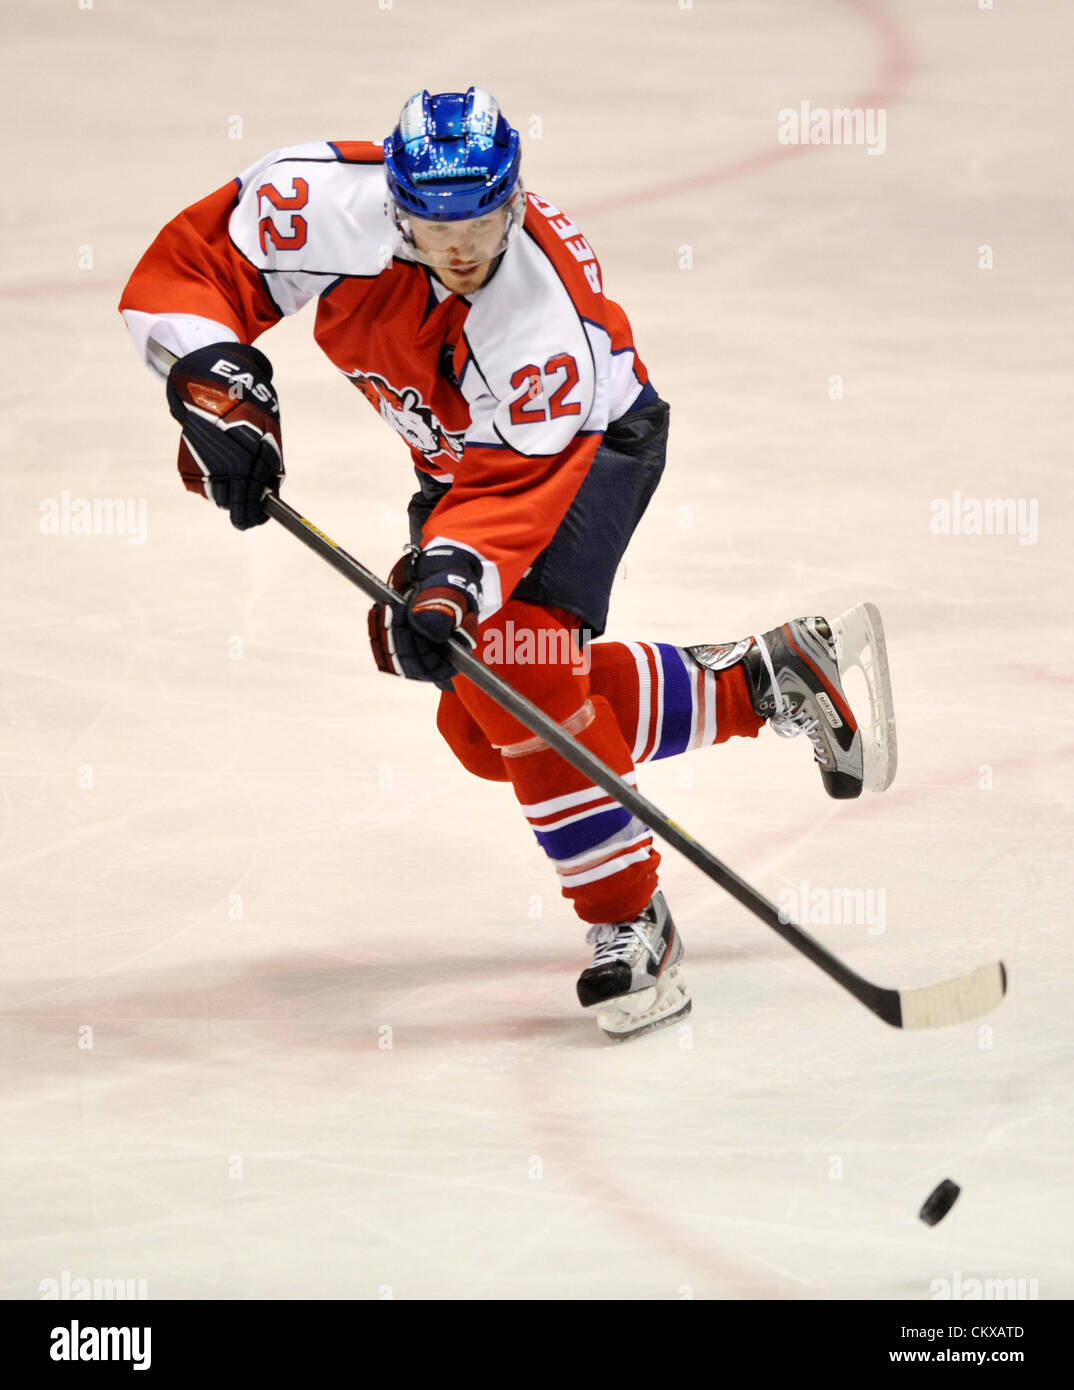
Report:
266,493,1007,1031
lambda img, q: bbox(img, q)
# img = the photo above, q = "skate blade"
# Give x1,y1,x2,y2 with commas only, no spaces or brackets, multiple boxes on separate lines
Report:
593,965,692,1041
830,601,898,793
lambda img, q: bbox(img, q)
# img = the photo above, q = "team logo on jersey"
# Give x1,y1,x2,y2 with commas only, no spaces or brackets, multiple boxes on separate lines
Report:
346,371,466,463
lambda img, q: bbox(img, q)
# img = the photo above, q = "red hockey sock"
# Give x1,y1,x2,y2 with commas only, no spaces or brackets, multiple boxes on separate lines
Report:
445,602,660,924
499,695,660,925
587,640,764,759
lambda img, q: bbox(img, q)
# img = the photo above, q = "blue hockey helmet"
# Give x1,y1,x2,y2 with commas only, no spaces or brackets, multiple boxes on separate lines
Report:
384,87,521,221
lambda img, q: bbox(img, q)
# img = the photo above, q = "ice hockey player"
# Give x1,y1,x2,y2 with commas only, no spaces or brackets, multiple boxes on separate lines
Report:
119,87,897,1040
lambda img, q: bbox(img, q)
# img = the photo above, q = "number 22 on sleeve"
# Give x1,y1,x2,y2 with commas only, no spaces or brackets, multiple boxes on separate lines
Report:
257,178,309,253
508,354,582,426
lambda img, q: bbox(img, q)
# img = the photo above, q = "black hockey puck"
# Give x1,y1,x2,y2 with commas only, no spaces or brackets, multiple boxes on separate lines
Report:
919,1179,961,1226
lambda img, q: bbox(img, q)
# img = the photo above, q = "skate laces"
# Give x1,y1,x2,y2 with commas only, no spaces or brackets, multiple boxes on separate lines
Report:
585,920,663,969
771,710,830,766
752,632,831,767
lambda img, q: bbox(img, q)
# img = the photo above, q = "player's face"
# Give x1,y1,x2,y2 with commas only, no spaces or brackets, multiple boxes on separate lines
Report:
407,208,510,293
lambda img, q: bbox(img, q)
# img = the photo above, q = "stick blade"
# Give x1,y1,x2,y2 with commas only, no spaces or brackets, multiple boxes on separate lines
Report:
897,961,1007,1030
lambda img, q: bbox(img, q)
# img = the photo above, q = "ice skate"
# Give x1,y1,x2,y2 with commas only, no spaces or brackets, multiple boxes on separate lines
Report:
687,601,897,798
576,890,691,1040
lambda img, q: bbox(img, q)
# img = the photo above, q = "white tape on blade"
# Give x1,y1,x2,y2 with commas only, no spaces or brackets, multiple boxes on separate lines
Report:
899,963,1006,1030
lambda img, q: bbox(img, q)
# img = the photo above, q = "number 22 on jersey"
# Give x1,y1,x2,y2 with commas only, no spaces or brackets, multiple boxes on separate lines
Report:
509,354,581,426
257,178,309,254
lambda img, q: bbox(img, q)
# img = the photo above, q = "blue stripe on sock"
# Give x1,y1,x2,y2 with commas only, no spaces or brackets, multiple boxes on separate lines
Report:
533,805,632,861
651,644,693,760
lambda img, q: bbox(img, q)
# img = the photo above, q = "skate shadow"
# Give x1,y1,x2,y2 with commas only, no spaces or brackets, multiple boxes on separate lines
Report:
4,949,606,1055
6,934,778,1059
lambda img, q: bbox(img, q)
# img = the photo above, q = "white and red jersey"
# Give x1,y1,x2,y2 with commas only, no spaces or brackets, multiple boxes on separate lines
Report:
120,140,652,619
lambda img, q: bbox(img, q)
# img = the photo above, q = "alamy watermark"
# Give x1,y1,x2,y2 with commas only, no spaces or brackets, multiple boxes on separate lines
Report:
50,1322,151,1371
778,878,886,934
39,491,148,546
930,1270,1039,1301
481,620,592,675
777,101,886,156
929,492,1038,546
40,1269,148,1300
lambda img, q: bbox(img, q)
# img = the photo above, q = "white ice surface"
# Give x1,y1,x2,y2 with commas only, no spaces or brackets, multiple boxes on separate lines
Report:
1,0,1072,1300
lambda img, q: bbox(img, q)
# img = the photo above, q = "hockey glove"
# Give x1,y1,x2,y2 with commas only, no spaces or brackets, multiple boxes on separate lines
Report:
166,343,283,530
368,544,482,685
